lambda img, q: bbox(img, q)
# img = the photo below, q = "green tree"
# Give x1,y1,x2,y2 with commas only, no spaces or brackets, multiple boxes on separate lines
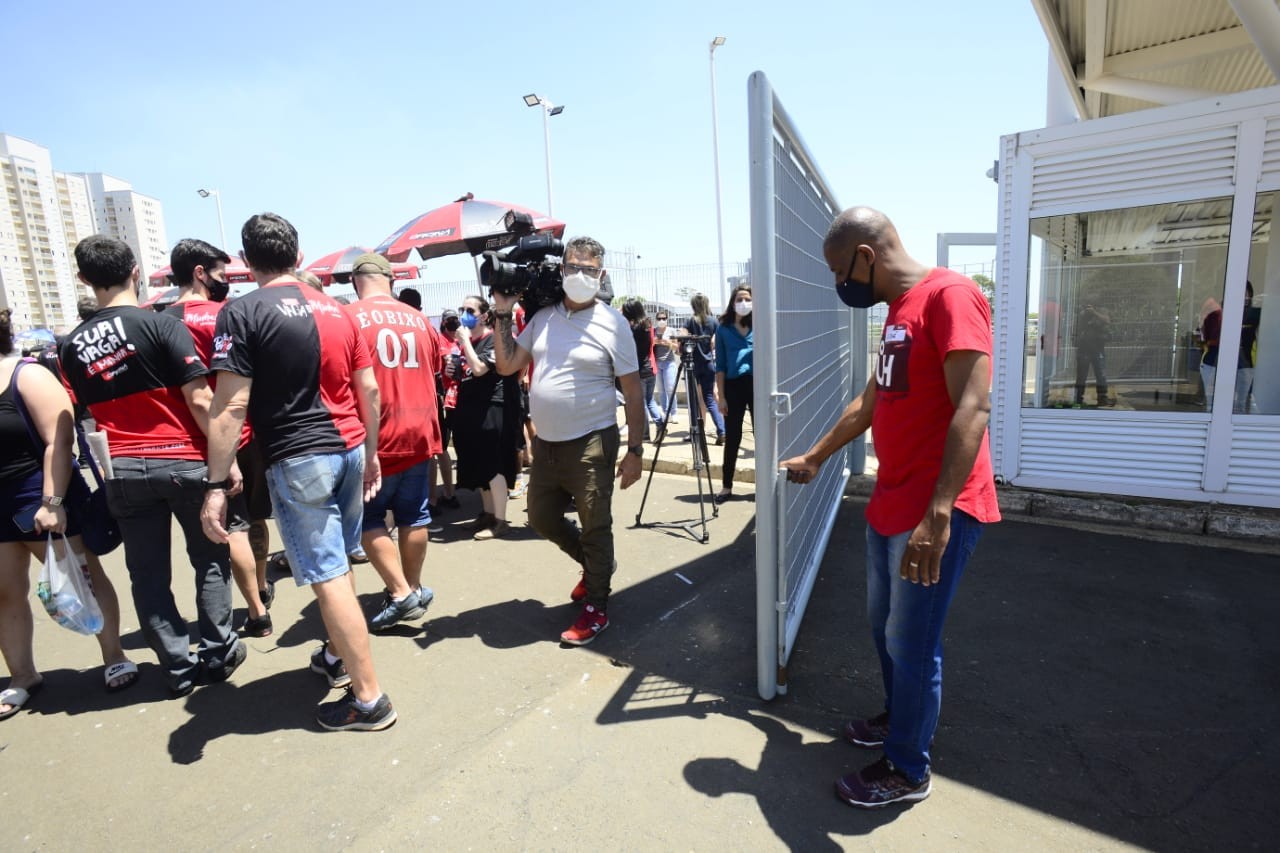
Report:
972,273,996,318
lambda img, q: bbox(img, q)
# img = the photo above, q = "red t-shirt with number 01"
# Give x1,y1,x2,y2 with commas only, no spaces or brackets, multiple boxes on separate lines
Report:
867,267,1001,536
343,294,443,476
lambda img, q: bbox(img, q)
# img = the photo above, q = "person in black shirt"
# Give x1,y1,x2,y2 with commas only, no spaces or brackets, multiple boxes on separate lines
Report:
681,293,726,444
0,310,138,718
60,235,241,698
449,295,521,540
621,299,664,439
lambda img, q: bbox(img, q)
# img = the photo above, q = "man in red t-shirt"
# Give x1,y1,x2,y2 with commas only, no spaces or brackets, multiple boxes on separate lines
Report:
343,254,442,631
167,237,274,637
60,235,243,698
199,213,395,732
782,207,1000,809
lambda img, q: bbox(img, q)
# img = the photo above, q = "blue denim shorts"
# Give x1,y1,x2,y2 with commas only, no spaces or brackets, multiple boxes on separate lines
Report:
266,446,364,587
362,458,432,531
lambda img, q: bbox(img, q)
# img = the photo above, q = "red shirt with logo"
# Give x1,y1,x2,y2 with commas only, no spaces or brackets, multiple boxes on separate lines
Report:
343,294,443,475
167,299,252,449
212,282,371,465
58,307,209,460
868,267,1001,535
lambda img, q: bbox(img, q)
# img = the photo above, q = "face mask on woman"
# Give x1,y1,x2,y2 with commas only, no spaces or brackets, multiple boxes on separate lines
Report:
734,299,752,318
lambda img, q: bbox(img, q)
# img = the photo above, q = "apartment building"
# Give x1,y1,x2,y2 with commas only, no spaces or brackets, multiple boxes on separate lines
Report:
0,134,86,332
0,134,170,333
79,172,169,286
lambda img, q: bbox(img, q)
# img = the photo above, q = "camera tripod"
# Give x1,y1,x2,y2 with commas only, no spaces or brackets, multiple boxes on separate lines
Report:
634,342,718,542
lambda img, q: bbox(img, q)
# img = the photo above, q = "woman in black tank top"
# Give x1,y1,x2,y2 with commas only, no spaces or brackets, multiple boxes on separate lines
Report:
0,310,138,718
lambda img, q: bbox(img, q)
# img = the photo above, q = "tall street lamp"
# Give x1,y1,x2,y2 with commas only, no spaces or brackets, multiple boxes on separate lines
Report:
524,94,564,217
709,36,728,310
197,188,227,251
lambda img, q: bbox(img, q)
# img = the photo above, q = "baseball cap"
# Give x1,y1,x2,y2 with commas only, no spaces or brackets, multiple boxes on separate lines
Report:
351,253,392,277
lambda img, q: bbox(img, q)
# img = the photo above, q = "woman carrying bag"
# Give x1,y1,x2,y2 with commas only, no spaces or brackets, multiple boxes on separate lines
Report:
0,311,136,720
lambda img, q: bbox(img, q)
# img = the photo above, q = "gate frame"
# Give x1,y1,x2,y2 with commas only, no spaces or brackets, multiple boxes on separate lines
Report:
750,71,864,700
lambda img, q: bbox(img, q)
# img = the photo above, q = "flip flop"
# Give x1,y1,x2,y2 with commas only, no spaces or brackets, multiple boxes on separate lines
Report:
0,680,44,721
104,661,139,693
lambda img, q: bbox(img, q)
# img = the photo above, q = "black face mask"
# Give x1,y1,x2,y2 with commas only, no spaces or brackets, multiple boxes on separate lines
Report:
207,275,230,303
835,249,878,309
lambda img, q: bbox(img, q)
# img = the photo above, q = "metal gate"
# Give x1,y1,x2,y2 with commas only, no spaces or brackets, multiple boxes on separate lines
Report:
750,72,866,700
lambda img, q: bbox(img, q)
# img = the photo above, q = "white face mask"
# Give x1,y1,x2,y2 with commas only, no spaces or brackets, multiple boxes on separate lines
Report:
734,300,752,317
562,272,600,304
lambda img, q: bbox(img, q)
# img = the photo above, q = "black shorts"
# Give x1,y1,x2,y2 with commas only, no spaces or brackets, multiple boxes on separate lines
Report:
236,439,272,522
0,468,92,543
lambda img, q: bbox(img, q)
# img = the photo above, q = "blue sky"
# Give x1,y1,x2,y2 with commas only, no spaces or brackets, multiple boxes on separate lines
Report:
2,0,1052,282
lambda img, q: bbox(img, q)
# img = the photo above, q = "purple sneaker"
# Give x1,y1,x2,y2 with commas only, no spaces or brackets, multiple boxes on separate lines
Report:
835,757,931,808
844,711,890,748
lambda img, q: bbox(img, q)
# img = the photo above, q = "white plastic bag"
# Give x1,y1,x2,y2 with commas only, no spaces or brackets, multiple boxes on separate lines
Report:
36,534,104,635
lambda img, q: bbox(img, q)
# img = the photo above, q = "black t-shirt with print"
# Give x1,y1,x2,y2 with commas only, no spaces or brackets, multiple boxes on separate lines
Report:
58,306,208,460
211,282,371,466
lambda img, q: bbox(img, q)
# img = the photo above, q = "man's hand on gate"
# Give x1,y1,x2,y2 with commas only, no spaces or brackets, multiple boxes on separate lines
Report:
617,452,641,489
780,455,819,485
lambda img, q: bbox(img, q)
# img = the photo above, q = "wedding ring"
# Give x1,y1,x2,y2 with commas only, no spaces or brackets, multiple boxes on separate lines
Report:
908,561,920,567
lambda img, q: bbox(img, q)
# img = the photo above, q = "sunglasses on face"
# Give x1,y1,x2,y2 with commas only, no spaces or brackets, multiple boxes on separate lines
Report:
458,306,479,315
562,262,603,279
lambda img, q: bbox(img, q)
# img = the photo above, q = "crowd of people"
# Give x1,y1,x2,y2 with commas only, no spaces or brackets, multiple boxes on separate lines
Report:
0,213,739,732
2,204,999,812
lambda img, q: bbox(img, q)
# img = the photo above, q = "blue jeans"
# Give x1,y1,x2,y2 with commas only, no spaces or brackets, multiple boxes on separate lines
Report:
266,446,364,587
105,456,237,689
865,510,984,783
655,358,677,420
690,363,725,437
641,375,664,427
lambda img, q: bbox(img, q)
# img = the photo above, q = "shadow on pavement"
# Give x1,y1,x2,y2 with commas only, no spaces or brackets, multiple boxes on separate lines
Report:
587,494,1279,850
167,668,331,764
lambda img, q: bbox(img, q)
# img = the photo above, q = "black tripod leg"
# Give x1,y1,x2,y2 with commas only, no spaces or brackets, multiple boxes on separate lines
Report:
635,361,683,526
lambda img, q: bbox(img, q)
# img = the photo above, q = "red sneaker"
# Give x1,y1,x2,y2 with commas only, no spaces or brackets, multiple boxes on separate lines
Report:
560,604,609,645
570,572,587,603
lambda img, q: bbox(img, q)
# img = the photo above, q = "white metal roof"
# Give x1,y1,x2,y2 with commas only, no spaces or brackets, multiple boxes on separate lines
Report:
1031,0,1280,119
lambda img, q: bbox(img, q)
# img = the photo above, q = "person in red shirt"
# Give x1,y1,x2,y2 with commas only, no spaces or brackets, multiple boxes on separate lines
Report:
782,207,1000,809
343,254,442,630
167,238,274,637
199,213,394,732
59,235,243,698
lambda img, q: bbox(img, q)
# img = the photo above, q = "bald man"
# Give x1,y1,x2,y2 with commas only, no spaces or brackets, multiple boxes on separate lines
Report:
782,207,1000,808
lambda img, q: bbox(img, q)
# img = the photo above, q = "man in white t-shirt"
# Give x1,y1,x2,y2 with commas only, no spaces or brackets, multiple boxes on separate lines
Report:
492,236,644,645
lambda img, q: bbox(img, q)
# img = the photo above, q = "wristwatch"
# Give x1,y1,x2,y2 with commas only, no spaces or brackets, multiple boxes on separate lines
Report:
627,445,644,458
41,494,64,507
202,477,232,491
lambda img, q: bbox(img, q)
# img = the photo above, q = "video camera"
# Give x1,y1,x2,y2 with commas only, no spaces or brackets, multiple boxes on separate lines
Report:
479,211,564,315
679,335,712,364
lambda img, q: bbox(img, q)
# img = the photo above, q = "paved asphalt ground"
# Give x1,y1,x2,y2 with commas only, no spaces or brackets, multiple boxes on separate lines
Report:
1,430,1277,850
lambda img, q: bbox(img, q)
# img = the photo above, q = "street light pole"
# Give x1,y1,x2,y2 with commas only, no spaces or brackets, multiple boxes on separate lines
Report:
198,188,227,251
709,37,727,310
524,94,565,217
541,103,554,217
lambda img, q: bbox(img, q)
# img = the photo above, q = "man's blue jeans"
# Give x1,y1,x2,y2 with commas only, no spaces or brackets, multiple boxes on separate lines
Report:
865,509,984,783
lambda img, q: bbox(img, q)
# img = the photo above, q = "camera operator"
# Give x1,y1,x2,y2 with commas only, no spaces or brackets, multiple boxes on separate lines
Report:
491,236,643,646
